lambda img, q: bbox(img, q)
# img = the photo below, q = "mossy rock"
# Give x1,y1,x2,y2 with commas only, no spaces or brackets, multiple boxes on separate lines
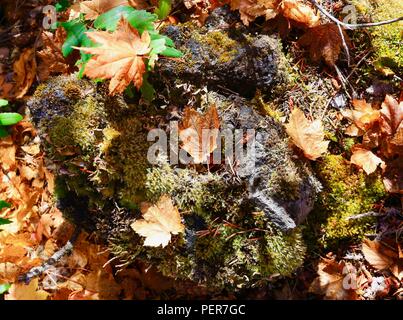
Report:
154,6,288,98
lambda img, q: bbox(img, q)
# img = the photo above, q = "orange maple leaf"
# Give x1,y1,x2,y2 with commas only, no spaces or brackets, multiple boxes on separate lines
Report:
179,105,220,164
342,99,381,136
76,18,151,95
285,108,329,160
131,195,185,248
298,23,352,67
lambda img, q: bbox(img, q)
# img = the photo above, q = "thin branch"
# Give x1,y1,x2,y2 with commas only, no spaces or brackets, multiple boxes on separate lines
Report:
18,228,81,284
308,0,403,30
337,23,350,67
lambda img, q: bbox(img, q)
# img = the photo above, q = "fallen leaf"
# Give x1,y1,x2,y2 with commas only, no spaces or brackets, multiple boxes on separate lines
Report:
131,195,185,247
179,105,220,164
380,94,403,136
285,108,329,160
37,29,70,81
13,48,37,99
350,146,385,175
298,23,352,67
80,0,131,20
5,278,49,300
230,0,279,26
362,239,403,280
280,0,319,27
342,99,381,135
76,18,151,94
229,0,318,27
309,257,358,300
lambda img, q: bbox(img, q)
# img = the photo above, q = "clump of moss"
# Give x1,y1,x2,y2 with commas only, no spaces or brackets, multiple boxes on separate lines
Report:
353,0,403,74
312,155,386,248
49,96,105,156
372,0,403,73
202,30,239,63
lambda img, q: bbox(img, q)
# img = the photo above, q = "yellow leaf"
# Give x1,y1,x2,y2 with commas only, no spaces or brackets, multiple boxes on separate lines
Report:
350,146,384,175
5,278,49,300
131,195,185,248
75,18,151,95
285,108,329,160
179,105,220,164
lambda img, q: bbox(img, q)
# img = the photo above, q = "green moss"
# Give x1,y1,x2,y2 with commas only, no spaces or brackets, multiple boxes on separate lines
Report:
203,31,239,63
370,0,403,73
311,155,386,248
48,96,105,155
263,224,306,276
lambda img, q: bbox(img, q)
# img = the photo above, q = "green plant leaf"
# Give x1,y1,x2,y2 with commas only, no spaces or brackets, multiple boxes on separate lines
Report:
0,217,12,225
0,200,11,210
155,0,172,20
127,10,158,34
0,113,23,126
0,99,8,107
60,18,88,57
140,74,155,102
94,6,136,31
160,47,183,58
0,126,8,138
95,6,157,33
55,0,71,12
75,30,97,78
0,283,11,295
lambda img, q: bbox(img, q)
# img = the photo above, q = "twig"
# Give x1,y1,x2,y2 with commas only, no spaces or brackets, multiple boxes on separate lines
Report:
18,227,81,284
337,23,350,67
308,0,403,30
346,211,384,220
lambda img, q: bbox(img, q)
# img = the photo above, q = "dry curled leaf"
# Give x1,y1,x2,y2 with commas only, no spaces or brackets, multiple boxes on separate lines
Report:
350,146,385,175
285,108,329,160
230,0,318,27
362,239,403,280
309,257,358,300
13,48,37,98
76,18,151,95
179,105,220,164
131,195,185,247
79,0,131,20
37,29,70,81
298,23,352,67
342,99,381,136
280,0,319,27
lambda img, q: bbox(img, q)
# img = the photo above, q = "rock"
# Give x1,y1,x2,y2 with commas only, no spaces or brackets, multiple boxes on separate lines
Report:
154,6,287,98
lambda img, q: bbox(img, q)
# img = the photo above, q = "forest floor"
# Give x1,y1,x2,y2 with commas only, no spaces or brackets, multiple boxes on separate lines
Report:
0,0,402,300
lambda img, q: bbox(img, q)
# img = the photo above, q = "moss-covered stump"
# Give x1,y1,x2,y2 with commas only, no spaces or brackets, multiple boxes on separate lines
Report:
27,73,321,289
